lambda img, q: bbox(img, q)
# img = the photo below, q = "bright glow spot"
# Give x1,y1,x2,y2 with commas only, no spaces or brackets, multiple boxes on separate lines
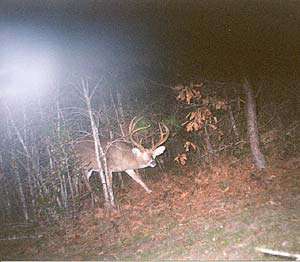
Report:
0,28,58,101
10,55,53,89
3,51,55,97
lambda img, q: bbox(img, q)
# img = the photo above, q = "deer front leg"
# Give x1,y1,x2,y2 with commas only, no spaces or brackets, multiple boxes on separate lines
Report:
125,169,152,193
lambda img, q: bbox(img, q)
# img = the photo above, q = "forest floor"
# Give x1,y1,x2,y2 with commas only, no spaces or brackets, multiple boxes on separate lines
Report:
1,155,300,260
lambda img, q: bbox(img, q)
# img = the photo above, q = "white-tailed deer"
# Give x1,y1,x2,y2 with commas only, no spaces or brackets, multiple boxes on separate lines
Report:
75,117,169,193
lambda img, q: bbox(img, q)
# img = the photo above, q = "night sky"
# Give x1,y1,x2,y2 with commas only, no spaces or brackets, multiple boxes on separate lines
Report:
1,1,300,83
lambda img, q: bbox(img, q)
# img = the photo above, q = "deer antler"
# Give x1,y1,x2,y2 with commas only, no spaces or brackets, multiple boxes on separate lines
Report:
129,117,150,150
151,122,170,150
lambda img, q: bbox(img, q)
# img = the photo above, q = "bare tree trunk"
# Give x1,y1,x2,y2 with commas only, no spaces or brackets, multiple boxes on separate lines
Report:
59,173,68,209
55,101,68,210
116,90,126,137
204,124,214,160
243,78,266,170
115,90,126,188
228,104,240,140
81,79,114,208
0,189,7,222
46,143,63,210
5,105,30,221
223,87,240,141
57,102,76,214
22,106,36,217
110,89,125,137
27,167,36,217
3,181,12,221
66,168,74,205
13,160,29,221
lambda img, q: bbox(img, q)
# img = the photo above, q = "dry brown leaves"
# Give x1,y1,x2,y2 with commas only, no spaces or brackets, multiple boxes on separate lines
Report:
175,83,203,104
39,155,299,259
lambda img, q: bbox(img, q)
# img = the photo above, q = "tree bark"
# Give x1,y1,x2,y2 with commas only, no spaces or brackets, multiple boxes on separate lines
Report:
115,90,125,188
204,125,213,155
243,78,266,170
13,160,29,221
82,80,114,208
228,104,240,140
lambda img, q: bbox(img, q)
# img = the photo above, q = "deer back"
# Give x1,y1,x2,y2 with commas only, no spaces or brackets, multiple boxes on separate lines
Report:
74,139,160,173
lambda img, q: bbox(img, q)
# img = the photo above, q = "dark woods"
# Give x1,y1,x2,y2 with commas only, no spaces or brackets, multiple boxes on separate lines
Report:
0,74,298,225
0,75,172,223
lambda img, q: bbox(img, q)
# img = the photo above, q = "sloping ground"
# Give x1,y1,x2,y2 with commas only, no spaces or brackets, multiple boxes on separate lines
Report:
1,156,299,260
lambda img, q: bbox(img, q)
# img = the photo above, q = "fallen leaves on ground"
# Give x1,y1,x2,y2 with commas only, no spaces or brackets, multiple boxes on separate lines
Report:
23,155,300,260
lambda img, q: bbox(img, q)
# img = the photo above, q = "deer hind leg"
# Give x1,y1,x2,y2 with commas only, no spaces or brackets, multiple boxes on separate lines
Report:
117,172,124,189
125,169,152,193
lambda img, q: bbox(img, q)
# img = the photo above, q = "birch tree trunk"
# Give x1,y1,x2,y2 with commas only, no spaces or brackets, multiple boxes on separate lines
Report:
4,181,12,221
5,105,30,220
243,78,266,170
81,80,115,208
115,90,125,187
13,160,29,221
116,90,126,137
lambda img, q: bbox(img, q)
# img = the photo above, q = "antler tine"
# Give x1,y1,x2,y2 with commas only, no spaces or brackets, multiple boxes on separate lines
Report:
129,116,150,150
152,122,170,150
129,116,146,134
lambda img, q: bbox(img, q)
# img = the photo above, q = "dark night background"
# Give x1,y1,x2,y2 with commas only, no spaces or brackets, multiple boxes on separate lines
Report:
1,1,300,82
1,0,299,125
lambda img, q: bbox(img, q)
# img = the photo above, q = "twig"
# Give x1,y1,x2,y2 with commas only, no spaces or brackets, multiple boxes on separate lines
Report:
197,140,247,160
0,234,43,241
256,247,300,260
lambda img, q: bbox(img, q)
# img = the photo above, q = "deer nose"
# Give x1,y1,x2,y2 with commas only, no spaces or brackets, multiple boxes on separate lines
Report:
149,159,157,167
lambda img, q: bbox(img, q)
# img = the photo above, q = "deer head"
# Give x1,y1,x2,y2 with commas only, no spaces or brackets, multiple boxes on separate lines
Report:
128,117,169,169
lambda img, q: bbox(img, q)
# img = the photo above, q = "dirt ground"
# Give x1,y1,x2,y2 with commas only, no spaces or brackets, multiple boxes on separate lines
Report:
1,156,299,260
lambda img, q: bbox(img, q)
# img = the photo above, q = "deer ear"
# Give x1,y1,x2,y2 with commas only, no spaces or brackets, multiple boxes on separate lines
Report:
132,147,142,156
153,146,166,158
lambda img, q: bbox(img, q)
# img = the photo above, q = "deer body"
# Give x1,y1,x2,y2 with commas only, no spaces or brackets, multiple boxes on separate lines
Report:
76,140,165,172
75,118,170,193
75,140,165,193
75,118,169,194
